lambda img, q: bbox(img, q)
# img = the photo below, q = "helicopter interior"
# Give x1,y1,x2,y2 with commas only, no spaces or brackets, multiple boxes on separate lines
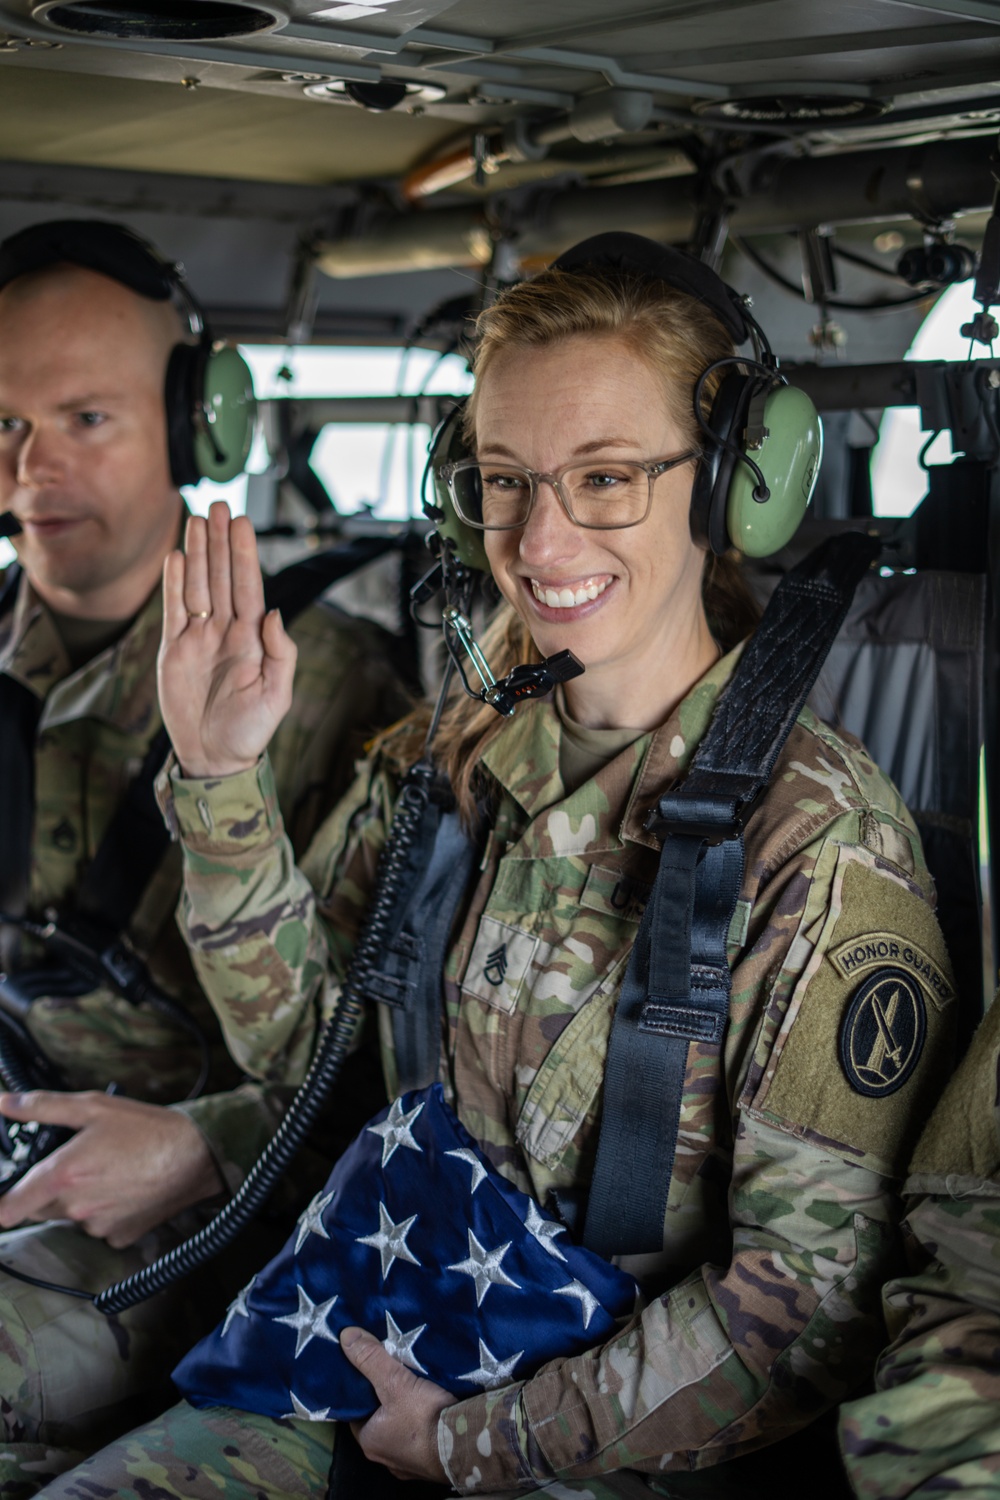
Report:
0,0,997,1034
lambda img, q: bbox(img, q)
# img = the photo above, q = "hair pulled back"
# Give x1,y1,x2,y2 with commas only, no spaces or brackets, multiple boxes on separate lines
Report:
390,263,762,816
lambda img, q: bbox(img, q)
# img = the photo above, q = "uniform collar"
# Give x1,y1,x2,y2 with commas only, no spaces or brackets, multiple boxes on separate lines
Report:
480,640,746,851
0,566,163,734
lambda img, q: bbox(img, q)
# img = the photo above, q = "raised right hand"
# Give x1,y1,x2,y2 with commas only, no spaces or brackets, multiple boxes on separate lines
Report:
158,501,297,779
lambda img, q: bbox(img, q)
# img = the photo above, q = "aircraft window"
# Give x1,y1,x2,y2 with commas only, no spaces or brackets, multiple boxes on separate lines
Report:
871,281,981,517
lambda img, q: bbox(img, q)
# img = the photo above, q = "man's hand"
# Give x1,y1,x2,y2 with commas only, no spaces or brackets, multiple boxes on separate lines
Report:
158,500,297,779
0,1091,224,1247
342,1326,458,1482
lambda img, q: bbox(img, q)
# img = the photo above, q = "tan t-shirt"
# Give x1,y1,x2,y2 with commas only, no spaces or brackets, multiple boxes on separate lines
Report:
554,685,647,794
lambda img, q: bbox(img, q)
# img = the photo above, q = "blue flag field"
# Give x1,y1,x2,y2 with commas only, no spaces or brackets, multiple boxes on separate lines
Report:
174,1083,640,1422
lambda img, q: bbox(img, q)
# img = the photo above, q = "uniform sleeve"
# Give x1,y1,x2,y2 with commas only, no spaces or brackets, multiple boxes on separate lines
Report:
170,1080,288,1192
155,748,396,1085
839,1000,1000,1499
439,831,958,1492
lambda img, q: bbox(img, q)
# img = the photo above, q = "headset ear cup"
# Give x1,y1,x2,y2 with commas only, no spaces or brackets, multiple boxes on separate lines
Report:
424,402,490,573
725,385,823,557
195,344,256,484
165,342,200,489
164,342,256,488
690,371,752,556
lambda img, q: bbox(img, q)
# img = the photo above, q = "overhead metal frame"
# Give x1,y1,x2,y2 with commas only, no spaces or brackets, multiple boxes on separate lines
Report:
6,0,1000,118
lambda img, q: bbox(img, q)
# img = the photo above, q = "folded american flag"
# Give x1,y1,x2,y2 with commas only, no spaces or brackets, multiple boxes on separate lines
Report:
173,1083,640,1422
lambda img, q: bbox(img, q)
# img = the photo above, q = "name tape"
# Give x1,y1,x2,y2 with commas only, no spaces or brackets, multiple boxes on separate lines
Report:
829,932,954,1010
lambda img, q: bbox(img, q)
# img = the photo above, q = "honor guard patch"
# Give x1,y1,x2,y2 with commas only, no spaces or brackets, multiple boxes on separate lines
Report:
838,966,927,1097
749,848,956,1177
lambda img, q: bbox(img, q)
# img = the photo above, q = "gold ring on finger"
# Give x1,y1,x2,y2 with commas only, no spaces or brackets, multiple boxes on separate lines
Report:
187,609,211,620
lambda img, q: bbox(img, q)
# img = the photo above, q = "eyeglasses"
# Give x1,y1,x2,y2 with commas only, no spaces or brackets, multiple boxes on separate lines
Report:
438,450,701,532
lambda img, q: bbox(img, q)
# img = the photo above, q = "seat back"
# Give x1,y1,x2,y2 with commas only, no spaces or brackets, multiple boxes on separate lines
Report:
809,568,987,1055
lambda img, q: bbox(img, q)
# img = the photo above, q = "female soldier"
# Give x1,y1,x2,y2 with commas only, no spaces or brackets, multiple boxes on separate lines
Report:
38,236,956,1499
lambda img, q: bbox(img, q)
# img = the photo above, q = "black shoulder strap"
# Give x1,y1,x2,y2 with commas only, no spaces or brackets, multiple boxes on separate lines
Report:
0,566,39,921
66,534,399,937
582,531,880,1258
364,790,483,1093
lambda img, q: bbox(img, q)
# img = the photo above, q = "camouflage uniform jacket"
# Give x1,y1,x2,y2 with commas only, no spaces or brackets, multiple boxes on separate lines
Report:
162,643,956,1492
0,563,407,1190
839,995,1000,1499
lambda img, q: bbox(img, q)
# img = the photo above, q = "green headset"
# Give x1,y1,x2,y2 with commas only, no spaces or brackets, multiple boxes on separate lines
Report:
0,218,256,489
425,231,822,569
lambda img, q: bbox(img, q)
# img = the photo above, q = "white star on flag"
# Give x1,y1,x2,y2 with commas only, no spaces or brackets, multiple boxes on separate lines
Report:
445,1147,487,1194
448,1230,521,1306
283,1391,332,1421
366,1096,426,1167
357,1201,421,1280
525,1200,568,1262
221,1276,255,1338
293,1190,335,1255
274,1285,340,1358
383,1311,428,1374
554,1279,601,1330
458,1338,524,1389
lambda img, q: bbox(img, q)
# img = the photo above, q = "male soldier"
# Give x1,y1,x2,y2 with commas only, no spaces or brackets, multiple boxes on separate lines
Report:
838,996,1000,1497
0,219,407,1494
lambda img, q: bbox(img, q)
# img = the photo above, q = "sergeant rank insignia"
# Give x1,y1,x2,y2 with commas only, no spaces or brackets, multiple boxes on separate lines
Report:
838,965,927,1097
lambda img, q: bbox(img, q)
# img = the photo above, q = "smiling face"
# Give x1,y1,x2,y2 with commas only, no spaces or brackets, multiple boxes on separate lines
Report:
0,264,184,619
478,333,717,730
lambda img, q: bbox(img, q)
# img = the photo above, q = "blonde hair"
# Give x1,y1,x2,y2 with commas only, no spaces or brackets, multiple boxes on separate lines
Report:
388,265,761,817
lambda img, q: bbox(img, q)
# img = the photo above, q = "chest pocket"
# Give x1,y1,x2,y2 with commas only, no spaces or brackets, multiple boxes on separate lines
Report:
512,865,647,1173
515,949,630,1171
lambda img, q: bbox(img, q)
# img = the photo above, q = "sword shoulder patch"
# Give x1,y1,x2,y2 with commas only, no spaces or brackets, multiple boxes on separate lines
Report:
838,966,926,1098
747,846,957,1178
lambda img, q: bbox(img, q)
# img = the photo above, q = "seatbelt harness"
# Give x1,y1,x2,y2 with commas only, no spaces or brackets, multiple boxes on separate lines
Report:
582,531,880,1257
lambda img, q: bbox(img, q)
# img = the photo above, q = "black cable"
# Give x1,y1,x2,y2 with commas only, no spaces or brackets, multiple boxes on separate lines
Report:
830,243,910,284
0,912,210,1101
693,356,774,502
918,429,944,470
732,235,934,312
93,757,440,1315
0,1261,94,1300
141,993,211,1101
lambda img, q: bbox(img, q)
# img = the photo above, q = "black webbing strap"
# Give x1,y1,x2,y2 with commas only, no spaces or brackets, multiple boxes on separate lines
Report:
0,566,38,921
366,798,483,1093
75,533,399,936
583,531,881,1258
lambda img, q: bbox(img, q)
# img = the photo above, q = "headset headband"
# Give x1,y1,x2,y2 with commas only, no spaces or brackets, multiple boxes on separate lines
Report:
551,231,752,346
0,219,204,335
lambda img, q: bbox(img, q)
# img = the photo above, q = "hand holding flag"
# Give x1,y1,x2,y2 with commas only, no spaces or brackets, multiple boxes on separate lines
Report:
342,1326,455,1482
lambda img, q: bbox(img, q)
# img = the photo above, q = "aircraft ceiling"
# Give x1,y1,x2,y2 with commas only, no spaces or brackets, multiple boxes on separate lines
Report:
0,0,998,343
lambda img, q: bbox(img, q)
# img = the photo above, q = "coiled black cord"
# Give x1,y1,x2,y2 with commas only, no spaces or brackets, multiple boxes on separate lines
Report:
93,758,438,1315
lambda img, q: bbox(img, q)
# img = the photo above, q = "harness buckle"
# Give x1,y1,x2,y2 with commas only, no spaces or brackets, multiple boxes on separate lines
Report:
644,773,764,846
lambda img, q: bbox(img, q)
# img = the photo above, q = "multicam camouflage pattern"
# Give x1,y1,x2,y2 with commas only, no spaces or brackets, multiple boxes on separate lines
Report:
0,565,408,1493
154,641,956,1496
1,565,406,1157
35,1400,336,1500
839,995,1000,1498
31,1396,678,1499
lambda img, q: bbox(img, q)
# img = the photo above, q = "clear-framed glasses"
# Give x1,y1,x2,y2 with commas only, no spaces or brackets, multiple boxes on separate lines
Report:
438,450,701,532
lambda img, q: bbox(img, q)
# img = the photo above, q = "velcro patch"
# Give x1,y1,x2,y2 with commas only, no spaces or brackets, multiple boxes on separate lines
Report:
829,933,954,1010
749,848,956,1177
461,917,539,1014
838,966,927,1097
